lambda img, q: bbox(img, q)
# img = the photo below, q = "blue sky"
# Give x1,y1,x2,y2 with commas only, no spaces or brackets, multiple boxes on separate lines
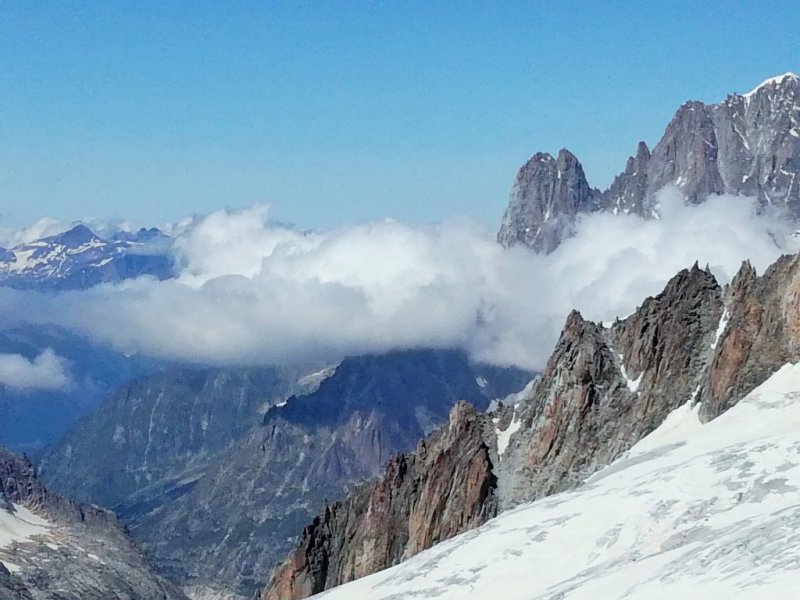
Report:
1,1,798,231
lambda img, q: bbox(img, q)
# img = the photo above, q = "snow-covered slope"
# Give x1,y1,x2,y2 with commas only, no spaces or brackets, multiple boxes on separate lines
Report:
318,363,800,600
0,504,51,570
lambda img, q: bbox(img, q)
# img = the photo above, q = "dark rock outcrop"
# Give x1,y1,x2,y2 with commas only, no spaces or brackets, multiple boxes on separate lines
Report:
498,264,723,505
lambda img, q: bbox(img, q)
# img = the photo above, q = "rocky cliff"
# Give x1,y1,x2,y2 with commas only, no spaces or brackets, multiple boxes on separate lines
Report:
39,365,311,512
701,253,800,419
264,401,497,600
497,264,723,506
496,149,600,253
0,446,187,600
265,251,800,598
498,73,800,252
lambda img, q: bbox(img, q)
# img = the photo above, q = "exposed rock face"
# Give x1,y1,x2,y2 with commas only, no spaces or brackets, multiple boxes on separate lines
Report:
499,73,800,252
0,325,158,455
601,140,652,215
121,350,529,598
0,446,187,600
701,254,800,419
498,264,723,506
39,366,308,512
265,253,800,599
263,402,497,600
497,149,599,253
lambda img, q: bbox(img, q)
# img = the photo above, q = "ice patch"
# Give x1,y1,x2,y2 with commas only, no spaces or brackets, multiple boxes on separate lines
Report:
0,504,51,550
495,412,521,458
617,354,643,393
710,308,730,350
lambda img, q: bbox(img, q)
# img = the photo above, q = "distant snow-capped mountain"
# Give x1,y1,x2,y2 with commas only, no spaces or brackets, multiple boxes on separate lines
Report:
0,224,175,289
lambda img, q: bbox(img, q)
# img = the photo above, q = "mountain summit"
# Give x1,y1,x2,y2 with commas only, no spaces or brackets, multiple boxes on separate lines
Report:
498,73,800,253
0,225,174,289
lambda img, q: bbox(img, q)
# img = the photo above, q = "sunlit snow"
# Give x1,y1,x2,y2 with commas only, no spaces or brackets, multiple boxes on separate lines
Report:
0,504,52,572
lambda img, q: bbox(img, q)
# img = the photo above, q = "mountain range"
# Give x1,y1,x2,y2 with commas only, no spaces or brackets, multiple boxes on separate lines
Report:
0,224,174,290
3,73,800,600
498,72,800,253
265,250,800,599
303,362,800,599
38,349,530,598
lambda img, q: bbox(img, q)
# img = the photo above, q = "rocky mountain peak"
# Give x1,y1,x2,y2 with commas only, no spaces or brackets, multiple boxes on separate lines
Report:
741,72,799,99
499,74,800,252
497,147,597,253
263,396,498,600
50,224,100,247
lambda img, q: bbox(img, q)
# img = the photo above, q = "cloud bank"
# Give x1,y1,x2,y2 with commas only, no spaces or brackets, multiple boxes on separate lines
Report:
0,188,796,370
0,349,71,391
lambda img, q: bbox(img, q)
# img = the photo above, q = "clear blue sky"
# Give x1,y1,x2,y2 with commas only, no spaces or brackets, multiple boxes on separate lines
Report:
1,1,798,230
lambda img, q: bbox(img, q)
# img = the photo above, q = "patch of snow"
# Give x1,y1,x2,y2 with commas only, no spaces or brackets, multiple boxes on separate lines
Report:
732,123,750,150
496,379,536,408
495,412,521,458
0,504,51,550
1,561,21,573
626,371,643,392
7,249,36,272
93,256,114,267
711,308,730,350
297,366,337,389
319,363,800,600
743,72,799,98
617,354,643,393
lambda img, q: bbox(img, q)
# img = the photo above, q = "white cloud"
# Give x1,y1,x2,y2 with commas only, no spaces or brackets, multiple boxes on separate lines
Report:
0,188,796,370
0,218,67,248
0,349,71,391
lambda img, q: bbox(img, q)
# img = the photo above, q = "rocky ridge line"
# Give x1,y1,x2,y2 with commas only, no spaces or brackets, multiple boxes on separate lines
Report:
264,251,800,598
498,73,800,252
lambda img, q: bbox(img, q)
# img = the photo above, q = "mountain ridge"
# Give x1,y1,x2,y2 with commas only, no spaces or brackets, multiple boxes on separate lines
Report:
498,73,800,252
264,247,800,598
0,224,174,290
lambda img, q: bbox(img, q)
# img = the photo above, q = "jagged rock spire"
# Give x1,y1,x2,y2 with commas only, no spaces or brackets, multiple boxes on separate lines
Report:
499,74,800,253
